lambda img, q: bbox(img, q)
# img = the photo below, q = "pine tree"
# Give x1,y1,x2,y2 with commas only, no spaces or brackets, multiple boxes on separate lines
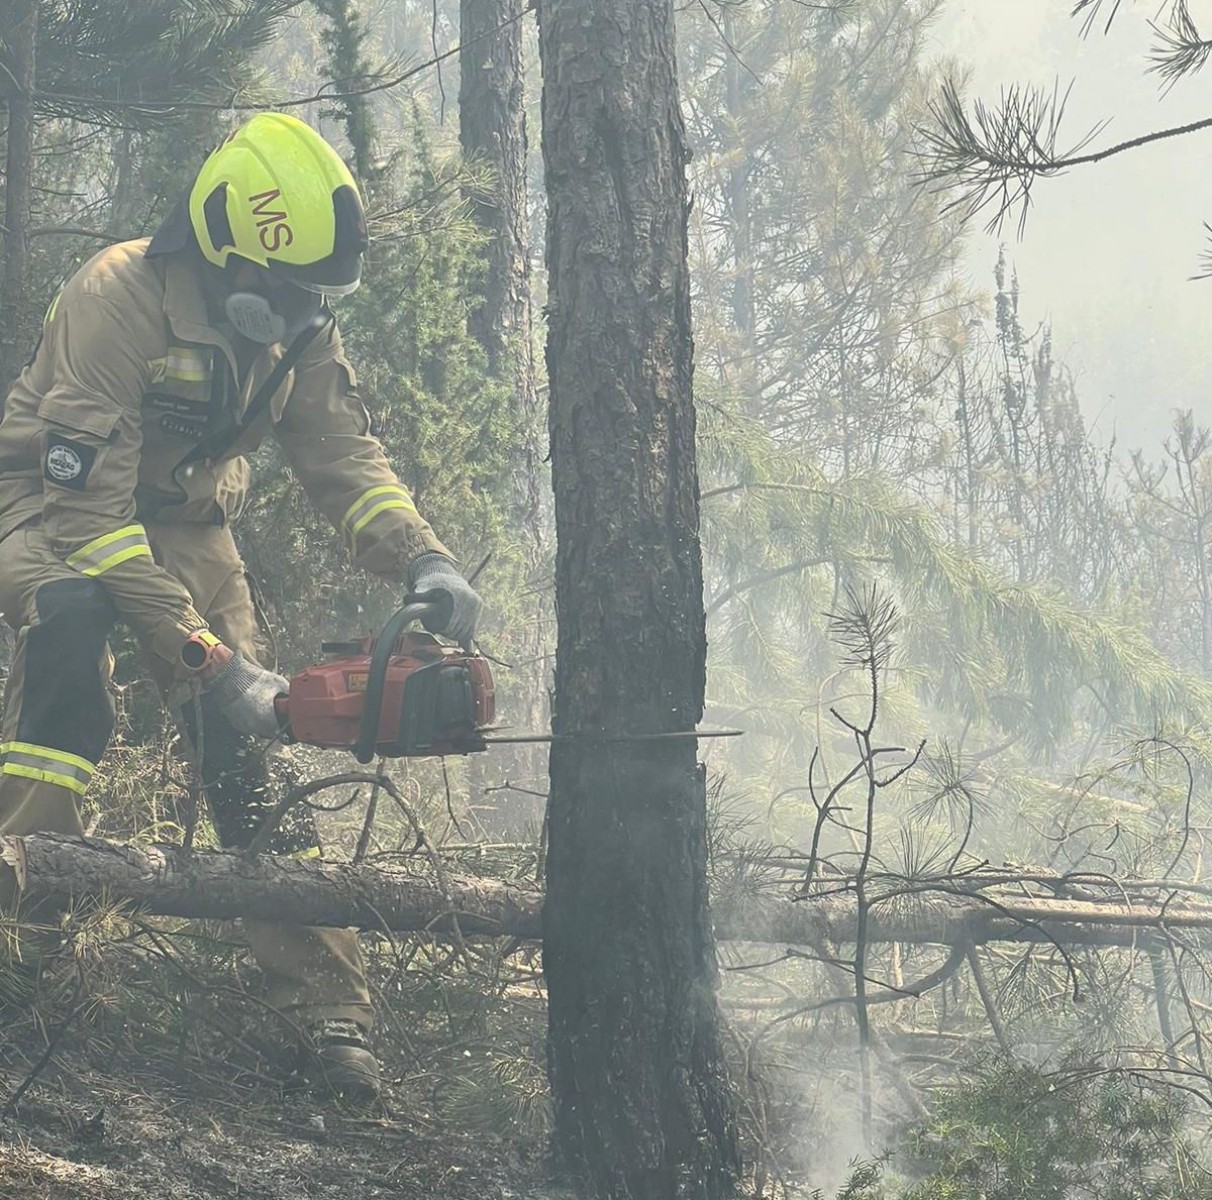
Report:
539,0,741,1193
0,0,304,381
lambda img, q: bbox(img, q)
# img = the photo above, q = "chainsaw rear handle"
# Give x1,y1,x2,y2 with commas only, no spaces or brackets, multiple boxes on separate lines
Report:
411,585,455,639
355,593,449,764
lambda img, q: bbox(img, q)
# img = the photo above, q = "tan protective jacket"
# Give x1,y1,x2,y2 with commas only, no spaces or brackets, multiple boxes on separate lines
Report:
0,239,450,666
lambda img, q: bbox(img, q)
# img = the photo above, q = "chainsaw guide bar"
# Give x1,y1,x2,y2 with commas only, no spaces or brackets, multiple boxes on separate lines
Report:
483,729,744,745
276,596,744,762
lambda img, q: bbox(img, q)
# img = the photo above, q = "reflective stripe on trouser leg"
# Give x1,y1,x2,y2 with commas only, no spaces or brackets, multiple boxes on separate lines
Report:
64,524,153,578
0,575,114,806
0,571,115,912
12,577,116,766
144,522,371,1028
0,743,93,793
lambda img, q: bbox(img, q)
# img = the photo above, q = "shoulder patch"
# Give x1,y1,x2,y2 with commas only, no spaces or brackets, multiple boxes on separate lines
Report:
44,435,97,491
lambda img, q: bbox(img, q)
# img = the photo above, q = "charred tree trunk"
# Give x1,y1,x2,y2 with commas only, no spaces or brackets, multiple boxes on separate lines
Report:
538,0,740,1195
1,0,37,391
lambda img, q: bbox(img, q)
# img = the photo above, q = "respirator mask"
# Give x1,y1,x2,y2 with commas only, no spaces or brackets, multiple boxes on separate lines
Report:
224,280,324,345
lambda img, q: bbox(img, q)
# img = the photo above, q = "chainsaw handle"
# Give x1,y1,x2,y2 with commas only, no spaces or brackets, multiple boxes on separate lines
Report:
355,596,442,764
410,585,456,641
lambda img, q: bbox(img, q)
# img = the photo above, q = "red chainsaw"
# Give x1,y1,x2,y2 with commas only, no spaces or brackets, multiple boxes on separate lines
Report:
274,594,495,763
274,594,741,762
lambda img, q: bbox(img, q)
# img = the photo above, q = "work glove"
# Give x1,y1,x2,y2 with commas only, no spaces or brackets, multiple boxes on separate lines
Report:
407,553,483,647
203,651,290,740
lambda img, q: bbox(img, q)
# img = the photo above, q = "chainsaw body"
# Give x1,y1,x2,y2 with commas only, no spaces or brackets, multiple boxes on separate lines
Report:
278,599,495,761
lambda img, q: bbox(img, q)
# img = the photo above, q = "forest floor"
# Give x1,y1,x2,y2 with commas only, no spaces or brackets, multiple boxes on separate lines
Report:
0,1069,559,1200
0,923,568,1200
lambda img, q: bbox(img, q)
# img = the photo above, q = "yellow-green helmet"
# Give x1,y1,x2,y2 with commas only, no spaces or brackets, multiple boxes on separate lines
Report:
189,112,367,295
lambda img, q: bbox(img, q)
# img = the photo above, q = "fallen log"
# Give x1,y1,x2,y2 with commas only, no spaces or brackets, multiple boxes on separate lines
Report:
7,833,1212,951
1,833,542,938
714,891,1212,950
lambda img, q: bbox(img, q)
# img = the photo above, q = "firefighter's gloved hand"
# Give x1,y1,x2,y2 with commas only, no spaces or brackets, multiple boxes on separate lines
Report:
408,553,482,646
203,652,290,740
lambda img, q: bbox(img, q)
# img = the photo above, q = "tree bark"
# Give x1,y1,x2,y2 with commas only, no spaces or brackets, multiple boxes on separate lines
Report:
1,0,38,391
711,889,1212,951
459,0,547,838
537,0,740,1194
14,834,1212,956
458,0,540,530
2,832,543,937
459,0,533,388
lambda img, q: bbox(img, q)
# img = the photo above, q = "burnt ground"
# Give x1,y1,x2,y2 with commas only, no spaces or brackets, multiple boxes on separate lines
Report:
0,1076,558,1200
0,921,567,1200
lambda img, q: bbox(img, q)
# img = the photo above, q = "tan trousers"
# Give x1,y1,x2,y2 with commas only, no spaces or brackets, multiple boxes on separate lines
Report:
0,521,372,1030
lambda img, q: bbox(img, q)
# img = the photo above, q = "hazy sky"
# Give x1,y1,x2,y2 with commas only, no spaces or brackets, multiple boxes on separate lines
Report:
927,1,1212,453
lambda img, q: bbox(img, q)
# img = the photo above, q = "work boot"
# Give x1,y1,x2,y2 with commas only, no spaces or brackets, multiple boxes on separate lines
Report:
302,1018,381,1104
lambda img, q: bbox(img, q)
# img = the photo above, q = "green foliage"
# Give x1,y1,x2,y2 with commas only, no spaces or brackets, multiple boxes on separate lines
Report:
1127,411,1212,675
941,253,1127,603
897,1064,1212,1200
701,394,1212,766
5,2,303,370
786,1066,1212,1200
680,0,1212,861
310,0,398,188
683,0,968,473
32,0,303,126
238,115,515,664
439,1045,551,1141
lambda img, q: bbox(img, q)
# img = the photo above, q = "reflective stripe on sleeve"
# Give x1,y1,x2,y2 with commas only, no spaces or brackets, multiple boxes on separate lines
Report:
0,741,95,795
340,485,417,549
65,524,153,577
165,346,210,383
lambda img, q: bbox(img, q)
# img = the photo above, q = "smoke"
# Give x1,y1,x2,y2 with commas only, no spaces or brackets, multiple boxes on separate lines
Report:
926,2,1212,450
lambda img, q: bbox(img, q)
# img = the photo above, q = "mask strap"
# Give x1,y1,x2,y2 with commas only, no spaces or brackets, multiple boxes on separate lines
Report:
178,310,333,469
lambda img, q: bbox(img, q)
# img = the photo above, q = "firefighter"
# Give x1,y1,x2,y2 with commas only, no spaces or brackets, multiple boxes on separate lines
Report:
0,112,482,1101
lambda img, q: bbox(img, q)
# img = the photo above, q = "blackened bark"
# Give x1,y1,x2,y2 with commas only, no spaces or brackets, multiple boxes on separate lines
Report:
1,0,37,391
538,0,740,1196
